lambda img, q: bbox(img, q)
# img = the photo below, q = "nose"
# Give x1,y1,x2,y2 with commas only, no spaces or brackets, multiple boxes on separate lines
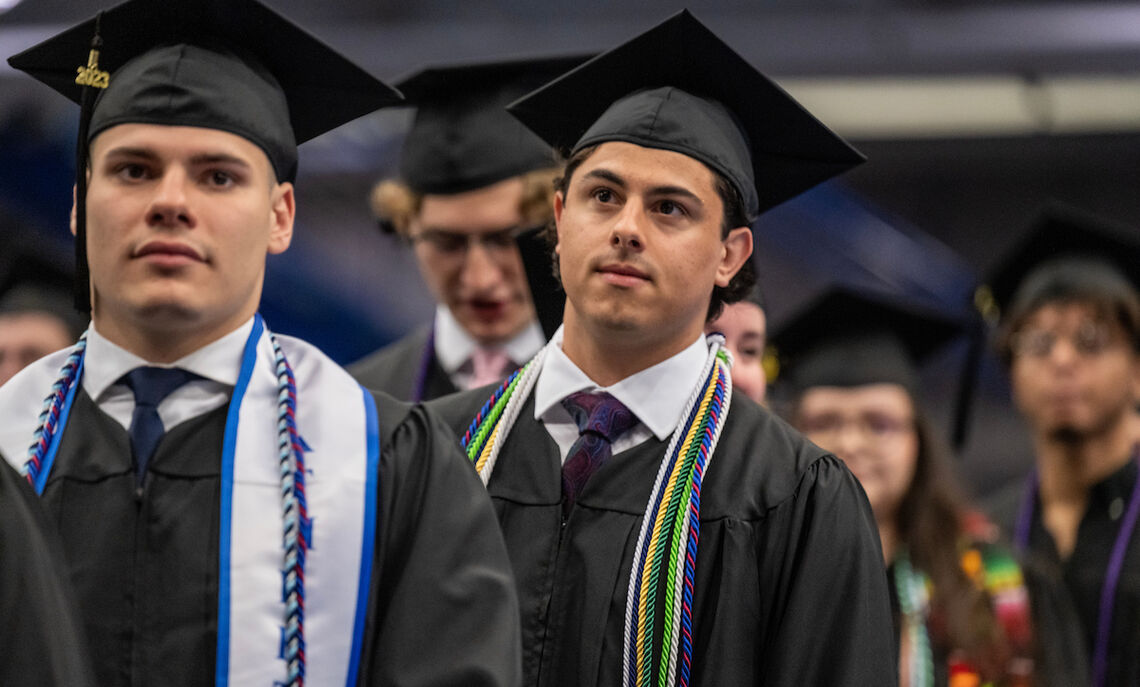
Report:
459,240,502,294
1048,336,1081,368
146,167,194,228
609,201,645,252
829,422,867,462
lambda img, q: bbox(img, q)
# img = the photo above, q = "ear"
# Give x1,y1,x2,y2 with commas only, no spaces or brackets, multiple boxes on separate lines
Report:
553,191,565,257
714,226,753,288
267,182,296,255
70,185,78,237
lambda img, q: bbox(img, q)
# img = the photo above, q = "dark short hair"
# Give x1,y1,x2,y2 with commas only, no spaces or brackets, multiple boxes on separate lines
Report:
551,144,756,322
995,258,1140,366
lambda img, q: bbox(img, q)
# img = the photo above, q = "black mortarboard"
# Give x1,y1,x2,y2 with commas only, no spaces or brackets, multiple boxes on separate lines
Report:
8,0,403,311
981,204,1140,322
506,10,864,219
396,56,589,195
771,286,965,395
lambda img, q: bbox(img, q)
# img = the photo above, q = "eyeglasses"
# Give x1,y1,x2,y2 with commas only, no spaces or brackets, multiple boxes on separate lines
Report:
409,225,524,258
1012,321,1121,359
799,413,914,442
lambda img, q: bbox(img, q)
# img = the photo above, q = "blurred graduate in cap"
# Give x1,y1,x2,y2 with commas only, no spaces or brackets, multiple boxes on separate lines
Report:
0,1,521,685
982,205,1140,687
775,285,1089,687
429,11,896,685
350,56,585,401
0,243,88,385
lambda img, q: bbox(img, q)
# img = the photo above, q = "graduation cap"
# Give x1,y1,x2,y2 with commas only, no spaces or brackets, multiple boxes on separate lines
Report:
770,286,966,397
506,10,864,219
396,55,590,195
7,0,403,312
980,203,1140,324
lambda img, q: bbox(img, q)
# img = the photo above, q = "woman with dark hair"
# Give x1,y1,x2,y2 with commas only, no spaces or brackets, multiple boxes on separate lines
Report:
775,286,1087,687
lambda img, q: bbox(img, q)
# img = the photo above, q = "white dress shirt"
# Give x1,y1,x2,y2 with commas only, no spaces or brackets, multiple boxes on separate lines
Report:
533,326,709,463
434,305,545,389
82,318,253,432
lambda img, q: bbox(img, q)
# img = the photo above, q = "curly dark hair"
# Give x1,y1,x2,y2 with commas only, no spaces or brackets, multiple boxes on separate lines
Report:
549,145,755,322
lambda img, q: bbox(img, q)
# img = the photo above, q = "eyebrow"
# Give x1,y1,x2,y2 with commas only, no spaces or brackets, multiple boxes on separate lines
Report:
581,167,704,207
102,147,252,169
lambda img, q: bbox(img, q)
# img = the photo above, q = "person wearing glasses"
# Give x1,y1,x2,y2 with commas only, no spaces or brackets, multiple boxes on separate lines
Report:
349,57,584,401
778,285,1087,687
984,206,1140,687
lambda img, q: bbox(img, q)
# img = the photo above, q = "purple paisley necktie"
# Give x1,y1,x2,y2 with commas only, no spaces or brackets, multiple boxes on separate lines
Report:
560,391,638,519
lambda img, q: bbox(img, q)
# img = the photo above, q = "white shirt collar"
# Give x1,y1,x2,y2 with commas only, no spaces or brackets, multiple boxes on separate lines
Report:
433,304,544,374
533,326,710,441
83,317,254,402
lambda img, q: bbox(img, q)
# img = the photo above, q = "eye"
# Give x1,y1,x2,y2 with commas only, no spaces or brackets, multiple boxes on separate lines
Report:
657,199,685,216
592,187,616,204
736,345,762,360
206,170,236,188
115,163,150,181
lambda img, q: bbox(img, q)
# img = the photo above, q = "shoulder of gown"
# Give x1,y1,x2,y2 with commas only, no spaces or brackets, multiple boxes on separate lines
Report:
356,388,522,686
347,327,432,398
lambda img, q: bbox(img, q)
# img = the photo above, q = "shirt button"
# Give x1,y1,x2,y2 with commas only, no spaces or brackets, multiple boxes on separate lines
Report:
1109,497,1125,521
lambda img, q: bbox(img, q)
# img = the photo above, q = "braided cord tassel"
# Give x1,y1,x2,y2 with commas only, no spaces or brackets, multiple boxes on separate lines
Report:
23,335,87,485
671,352,730,687
458,346,547,485
272,336,307,687
623,336,729,687
462,366,524,461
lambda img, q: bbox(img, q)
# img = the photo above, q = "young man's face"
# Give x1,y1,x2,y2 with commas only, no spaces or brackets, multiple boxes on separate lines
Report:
1010,301,1140,441
410,177,536,346
81,123,294,344
553,142,751,350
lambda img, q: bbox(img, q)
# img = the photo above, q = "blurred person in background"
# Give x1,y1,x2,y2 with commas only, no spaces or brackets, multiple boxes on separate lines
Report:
777,285,1089,687
350,56,584,401
706,280,767,404
0,247,88,385
983,206,1140,687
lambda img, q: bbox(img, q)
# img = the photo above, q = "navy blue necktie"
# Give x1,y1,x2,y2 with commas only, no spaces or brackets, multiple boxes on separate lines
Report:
560,391,638,519
121,367,198,485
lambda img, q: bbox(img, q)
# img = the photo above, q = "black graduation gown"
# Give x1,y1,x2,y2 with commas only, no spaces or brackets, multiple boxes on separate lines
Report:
39,388,520,687
987,460,1139,687
430,388,897,686
349,327,459,402
0,457,96,687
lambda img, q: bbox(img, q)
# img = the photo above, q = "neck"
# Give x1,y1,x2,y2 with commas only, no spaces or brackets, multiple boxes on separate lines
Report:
561,309,703,387
1034,413,1138,506
94,309,253,364
879,519,899,565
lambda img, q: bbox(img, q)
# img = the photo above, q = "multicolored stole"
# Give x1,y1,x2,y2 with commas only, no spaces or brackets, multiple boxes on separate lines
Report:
0,314,380,687
461,334,733,687
893,538,1033,687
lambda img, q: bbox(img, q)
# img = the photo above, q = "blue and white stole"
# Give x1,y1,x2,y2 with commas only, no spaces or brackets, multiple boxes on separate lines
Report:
0,314,379,686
